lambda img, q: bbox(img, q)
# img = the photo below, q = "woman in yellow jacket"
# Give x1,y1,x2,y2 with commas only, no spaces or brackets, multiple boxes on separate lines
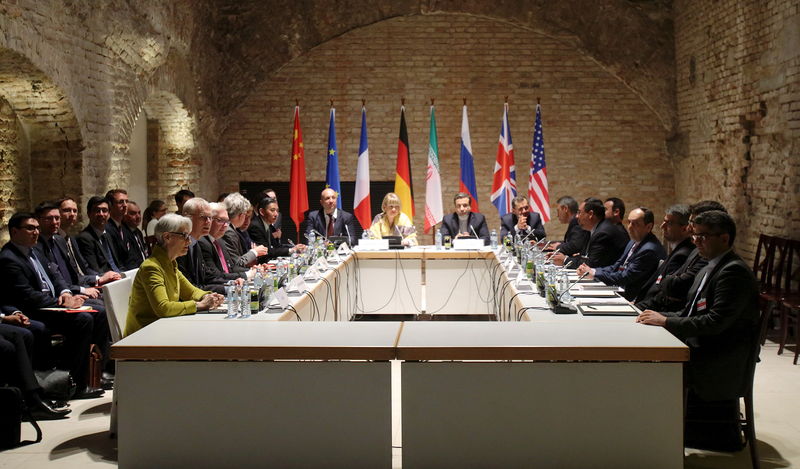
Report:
125,214,224,336
368,192,417,247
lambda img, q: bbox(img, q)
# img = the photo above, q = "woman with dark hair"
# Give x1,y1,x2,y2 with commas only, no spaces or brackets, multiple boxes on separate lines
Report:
143,199,167,236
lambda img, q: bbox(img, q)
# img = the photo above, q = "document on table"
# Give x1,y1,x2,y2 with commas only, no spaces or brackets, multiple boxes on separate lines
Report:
569,289,620,297
578,303,639,316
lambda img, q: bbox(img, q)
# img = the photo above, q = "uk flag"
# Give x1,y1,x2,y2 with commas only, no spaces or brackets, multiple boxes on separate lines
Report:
490,102,516,216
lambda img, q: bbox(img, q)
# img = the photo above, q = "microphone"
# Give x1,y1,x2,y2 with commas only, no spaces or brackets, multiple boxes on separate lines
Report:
310,229,327,242
470,225,479,240
553,271,589,314
545,247,561,262
344,223,353,246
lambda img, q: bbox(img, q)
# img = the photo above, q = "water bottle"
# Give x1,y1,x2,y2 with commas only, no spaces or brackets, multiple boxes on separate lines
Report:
239,284,250,318
307,230,315,249
361,230,369,243
490,230,498,249
435,229,442,250
225,283,237,319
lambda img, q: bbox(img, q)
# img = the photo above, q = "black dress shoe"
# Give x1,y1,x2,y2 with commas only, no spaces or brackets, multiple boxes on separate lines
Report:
27,395,71,420
72,386,105,400
101,376,114,390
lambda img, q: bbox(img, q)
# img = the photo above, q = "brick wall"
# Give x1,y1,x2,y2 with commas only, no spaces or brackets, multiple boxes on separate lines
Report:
674,0,800,264
219,14,674,240
0,97,30,243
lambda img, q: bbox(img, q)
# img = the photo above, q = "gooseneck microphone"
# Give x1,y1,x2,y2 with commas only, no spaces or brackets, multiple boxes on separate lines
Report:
553,271,589,314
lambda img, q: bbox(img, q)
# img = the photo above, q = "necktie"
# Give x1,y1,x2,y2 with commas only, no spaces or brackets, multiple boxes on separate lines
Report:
327,215,334,237
64,237,85,276
101,236,121,272
29,250,56,297
134,231,146,259
49,238,75,284
214,239,229,273
686,268,710,317
619,243,639,271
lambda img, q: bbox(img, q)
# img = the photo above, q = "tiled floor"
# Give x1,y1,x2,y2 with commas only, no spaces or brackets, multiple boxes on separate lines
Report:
3,340,798,468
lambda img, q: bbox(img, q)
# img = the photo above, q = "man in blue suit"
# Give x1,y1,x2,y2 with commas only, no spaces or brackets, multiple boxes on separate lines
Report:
304,188,358,247
577,206,666,300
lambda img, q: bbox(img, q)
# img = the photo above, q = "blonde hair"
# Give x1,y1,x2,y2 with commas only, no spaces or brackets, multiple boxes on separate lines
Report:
381,192,402,212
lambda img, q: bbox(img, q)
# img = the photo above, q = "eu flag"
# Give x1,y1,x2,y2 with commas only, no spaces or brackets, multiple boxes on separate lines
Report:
325,107,342,208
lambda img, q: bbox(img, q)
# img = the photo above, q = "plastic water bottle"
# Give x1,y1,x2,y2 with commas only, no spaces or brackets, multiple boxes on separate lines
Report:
435,229,442,250
490,230,498,249
307,230,315,248
225,283,237,319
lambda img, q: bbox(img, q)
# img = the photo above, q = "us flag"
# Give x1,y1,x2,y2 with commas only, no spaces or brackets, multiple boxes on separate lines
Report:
528,103,550,222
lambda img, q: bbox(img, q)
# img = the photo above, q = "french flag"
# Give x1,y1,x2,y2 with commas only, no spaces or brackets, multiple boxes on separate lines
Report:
353,106,371,229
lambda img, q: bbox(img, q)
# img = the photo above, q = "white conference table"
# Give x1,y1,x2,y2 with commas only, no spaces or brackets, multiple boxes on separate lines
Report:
112,246,688,469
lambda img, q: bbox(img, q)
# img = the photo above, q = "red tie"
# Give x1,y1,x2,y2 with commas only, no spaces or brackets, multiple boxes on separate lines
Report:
327,215,334,237
214,240,229,273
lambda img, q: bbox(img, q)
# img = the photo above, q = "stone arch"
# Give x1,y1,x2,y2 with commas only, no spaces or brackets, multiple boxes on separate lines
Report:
142,91,199,211
0,47,83,240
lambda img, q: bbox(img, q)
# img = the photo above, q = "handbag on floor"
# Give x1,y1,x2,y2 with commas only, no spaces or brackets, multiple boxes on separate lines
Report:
34,368,75,402
0,386,42,450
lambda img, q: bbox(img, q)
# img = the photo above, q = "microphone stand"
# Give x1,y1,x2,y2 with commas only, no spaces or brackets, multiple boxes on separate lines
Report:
553,271,589,314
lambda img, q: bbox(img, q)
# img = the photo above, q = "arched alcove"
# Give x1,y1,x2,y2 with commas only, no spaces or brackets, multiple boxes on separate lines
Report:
142,91,198,211
0,47,83,240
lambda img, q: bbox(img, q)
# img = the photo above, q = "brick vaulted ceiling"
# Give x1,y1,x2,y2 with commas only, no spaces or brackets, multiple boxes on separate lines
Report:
195,0,676,134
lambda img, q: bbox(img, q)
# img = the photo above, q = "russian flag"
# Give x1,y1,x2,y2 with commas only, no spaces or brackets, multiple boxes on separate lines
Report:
459,103,479,212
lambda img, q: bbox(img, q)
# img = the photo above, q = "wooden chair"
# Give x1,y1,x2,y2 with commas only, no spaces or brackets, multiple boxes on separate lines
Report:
778,239,800,363
755,235,788,345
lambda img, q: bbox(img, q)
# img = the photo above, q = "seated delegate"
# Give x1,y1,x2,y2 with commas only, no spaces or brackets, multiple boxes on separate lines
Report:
368,192,417,247
125,214,224,336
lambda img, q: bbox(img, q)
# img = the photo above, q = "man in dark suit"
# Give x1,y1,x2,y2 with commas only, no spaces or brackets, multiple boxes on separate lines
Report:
638,210,759,402
499,195,546,242
565,197,629,268
604,197,631,246
1,305,71,419
634,204,695,308
439,192,490,245
249,197,304,259
200,203,249,280
77,196,122,273
549,196,589,262
0,213,105,399
174,188,195,215
124,200,149,262
177,198,231,294
105,189,142,270
304,188,359,246
578,207,666,301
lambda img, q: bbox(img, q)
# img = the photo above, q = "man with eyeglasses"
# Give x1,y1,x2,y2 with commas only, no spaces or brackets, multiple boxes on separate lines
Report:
199,202,250,280
576,207,666,301
637,200,726,311
637,210,759,404
500,195,546,242
177,198,233,294
0,212,106,399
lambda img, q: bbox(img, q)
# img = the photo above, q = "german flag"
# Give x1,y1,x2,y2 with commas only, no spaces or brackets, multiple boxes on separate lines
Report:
394,105,414,219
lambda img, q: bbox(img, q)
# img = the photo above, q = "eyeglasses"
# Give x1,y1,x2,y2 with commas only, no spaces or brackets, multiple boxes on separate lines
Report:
168,231,191,240
21,225,40,231
196,215,213,222
692,232,723,242
213,217,230,225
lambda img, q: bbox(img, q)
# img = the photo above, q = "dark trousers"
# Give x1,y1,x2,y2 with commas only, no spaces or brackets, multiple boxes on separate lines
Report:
0,323,40,392
26,310,97,389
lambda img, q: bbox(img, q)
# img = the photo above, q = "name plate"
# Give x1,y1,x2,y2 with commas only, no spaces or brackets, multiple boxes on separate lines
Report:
453,238,485,250
357,239,389,250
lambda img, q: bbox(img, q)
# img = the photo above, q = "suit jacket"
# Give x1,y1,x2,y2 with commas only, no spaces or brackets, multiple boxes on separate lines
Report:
76,225,119,273
176,241,227,294
566,219,629,269
37,235,97,293
303,208,358,246
634,237,696,308
658,248,708,303
663,250,759,401
0,243,71,311
248,216,291,259
198,236,247,279
247,215,271,248
106,220,140,270
128,226,149,266
125,245,209,336
559,216,589,256
439,212,490,245
499,212,546,241
222,226,258,268
593,232,666,301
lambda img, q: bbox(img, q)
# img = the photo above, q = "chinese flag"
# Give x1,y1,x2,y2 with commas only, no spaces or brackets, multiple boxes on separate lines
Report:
289,105,308,240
